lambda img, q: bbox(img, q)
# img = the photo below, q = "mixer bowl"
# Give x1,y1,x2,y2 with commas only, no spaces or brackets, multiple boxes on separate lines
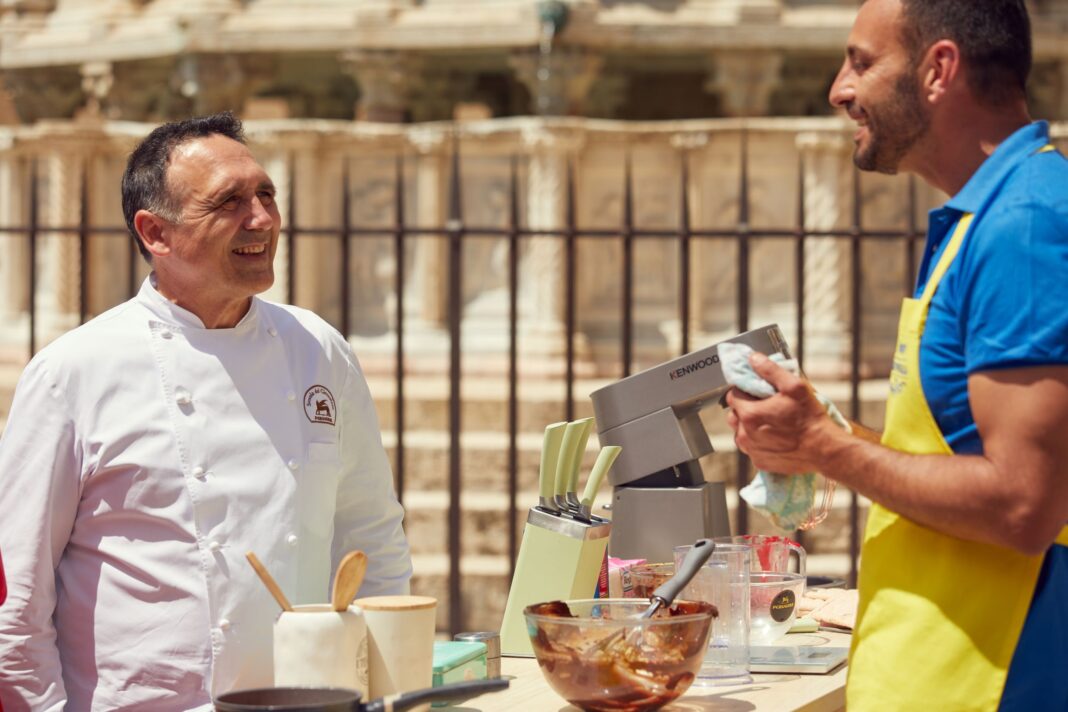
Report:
524,599,715,712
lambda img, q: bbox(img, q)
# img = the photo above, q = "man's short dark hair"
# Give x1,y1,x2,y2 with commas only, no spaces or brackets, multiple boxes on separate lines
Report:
121,112,246,263
898,0,1031,107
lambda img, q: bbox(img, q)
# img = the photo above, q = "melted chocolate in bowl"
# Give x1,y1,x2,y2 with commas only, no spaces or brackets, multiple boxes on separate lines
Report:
525,599,717,712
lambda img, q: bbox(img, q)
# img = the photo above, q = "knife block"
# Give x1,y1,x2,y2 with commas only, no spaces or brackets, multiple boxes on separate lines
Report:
499,508,611,656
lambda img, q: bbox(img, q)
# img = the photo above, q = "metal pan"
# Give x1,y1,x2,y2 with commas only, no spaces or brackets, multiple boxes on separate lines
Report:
214,678,509,712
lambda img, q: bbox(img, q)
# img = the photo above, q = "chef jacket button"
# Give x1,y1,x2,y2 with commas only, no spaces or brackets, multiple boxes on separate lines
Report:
287,459,299,471
161,329,173,340
191,466,206,479
268,327,278,337
286,534,299,546
287,392,296,402
175,387,192,406
218,618,231,631
208,540,222,552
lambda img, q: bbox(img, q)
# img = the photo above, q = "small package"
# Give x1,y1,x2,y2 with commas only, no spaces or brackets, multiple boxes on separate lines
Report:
607,557,646,598
431,640,487,705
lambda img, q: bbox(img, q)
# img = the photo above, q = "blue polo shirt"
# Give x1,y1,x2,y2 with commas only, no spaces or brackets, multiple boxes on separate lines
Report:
915,121,1068,711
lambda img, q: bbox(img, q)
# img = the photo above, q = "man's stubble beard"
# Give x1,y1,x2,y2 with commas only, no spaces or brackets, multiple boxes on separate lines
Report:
854,71,930,175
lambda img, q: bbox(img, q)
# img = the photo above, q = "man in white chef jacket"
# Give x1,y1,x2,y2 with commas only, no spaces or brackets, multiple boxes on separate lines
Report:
0,112,413,711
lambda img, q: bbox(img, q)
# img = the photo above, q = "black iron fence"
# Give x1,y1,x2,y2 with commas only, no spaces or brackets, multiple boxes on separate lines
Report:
5,124,1047,633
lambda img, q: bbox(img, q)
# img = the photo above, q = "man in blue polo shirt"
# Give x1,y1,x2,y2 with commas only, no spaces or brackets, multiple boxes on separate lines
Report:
726,1,1068,710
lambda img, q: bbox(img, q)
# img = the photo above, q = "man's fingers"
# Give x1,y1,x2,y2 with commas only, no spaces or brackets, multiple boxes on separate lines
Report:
725,387,759,408
750,352,809,398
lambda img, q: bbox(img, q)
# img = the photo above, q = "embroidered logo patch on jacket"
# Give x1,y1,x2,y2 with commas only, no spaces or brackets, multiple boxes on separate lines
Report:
303,385,336,426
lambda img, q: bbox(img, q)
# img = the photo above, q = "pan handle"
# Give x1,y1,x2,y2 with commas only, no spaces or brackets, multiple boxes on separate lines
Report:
362,678,509,712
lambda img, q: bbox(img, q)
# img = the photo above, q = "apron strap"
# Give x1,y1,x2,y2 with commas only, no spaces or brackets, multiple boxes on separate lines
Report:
1057,526,1068,548
919,213,975,304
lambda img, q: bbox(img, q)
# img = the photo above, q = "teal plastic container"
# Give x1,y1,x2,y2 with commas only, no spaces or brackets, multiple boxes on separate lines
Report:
431,640,488,707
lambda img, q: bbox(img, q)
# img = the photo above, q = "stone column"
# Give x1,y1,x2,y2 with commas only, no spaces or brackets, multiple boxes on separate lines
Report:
37,132,91,342
706,51,783,117
795,130,853,378
516,123,589,359
585,72,629,119
245,130,300,306
85,133,138,316
509,49,603,116
0,131,28,347
273,131,345,323
343,50,422,123
78,61,113,119
407,126,449,327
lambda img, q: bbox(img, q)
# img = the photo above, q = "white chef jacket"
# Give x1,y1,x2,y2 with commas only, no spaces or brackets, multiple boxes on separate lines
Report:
0,277,412,711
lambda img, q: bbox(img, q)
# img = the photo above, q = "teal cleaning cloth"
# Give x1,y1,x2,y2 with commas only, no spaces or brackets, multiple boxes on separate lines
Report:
719,341,850,532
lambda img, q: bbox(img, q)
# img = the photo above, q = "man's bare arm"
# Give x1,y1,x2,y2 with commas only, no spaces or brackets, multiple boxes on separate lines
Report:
727,354,1068,555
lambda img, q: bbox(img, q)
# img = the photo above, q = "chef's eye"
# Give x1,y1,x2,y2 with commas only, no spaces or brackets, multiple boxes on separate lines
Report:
258,190,275,206
218,195,240,211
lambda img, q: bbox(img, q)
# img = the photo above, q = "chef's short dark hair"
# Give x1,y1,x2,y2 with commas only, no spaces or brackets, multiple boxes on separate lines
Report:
898,0,1031,107
121,112,246,263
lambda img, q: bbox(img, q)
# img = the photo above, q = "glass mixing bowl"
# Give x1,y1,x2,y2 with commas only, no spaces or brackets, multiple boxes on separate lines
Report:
524,598,715,712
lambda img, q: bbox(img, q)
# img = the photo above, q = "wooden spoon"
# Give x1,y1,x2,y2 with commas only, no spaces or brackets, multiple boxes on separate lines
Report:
332,550,368,612
246,551,293,612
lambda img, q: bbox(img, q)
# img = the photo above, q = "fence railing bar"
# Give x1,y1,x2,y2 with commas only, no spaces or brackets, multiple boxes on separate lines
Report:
341,161,352,338
79,161,89,326
905,175,918,294
0,224,922,240
678,151,692,357
286,154,297,306
393,155,407,504
127,234,138,302
735,128,752,534
446,136,465,636
793,153,808,551
621,153,634,378
28,159,38,358
848,165,863,588
506,156,521,576
564,160,577,423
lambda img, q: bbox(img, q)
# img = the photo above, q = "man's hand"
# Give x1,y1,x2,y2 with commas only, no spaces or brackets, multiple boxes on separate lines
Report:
725,352,844,473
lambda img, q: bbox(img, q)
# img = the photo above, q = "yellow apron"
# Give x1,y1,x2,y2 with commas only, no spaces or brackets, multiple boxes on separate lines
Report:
847,144,1068,711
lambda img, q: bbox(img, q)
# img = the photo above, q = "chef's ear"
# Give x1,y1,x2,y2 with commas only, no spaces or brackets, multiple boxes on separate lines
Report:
134,209,171,258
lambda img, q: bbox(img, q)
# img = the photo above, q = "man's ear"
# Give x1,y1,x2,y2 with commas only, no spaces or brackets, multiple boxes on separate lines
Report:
920,39,962,104
133,210,171,259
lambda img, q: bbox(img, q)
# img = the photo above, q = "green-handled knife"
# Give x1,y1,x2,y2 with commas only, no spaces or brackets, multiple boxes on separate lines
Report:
578,446,622,520
565,418,594,511
555,418,592,512
538,422,568,512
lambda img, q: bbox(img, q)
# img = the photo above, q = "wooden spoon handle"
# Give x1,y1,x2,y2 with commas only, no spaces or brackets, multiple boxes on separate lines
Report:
246,551,293,612
332,550,368,612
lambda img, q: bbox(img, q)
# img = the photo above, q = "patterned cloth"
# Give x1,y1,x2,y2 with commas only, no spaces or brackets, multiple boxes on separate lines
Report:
719,341,850,531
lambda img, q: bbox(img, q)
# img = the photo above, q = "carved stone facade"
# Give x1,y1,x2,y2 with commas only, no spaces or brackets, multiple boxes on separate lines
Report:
2,1,1066,125
2,117,1065,377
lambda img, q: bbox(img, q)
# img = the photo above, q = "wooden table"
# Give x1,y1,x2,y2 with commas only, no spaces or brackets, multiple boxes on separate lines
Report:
456,632,850,712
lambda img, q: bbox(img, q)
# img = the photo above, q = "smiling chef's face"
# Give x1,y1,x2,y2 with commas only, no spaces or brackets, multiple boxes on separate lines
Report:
148,133,281,326
828,0,931,175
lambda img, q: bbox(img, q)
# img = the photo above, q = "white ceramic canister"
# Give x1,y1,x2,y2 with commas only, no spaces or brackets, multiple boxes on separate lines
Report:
354,595,437,710
273,603,368,696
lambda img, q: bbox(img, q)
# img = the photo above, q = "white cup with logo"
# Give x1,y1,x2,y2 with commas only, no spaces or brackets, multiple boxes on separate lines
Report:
273,604,368,695
354,595,438,711
749,572,805,644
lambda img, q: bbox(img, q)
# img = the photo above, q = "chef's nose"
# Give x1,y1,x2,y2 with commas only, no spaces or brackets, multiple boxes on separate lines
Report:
244,195,275,231
829,58,855,110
